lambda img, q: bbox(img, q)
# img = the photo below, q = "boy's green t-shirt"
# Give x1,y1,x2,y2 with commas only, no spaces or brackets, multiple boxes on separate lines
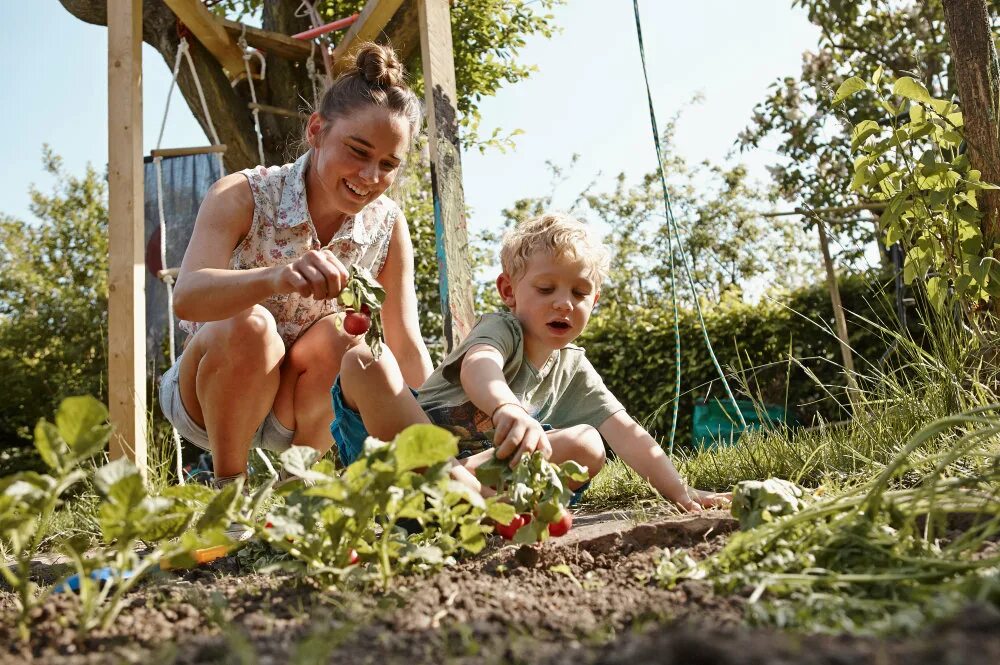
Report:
417,311,625,454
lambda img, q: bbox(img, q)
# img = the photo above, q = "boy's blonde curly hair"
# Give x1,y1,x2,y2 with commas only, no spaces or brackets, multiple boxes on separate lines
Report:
499,213,610,286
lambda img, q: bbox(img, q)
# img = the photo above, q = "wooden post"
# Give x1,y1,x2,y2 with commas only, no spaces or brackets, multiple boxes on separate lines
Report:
107,0,148,476
418,0,475,351
815,220,860,404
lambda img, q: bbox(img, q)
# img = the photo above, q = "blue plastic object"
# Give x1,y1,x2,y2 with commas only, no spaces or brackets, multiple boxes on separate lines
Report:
54,566,136,594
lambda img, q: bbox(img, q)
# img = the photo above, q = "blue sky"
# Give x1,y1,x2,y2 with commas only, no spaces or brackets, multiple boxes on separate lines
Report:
1,1,819,232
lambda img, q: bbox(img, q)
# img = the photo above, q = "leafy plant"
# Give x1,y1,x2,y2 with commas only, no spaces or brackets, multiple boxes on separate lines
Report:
0,396,110,641
259,425,513,588
655,406,1000,635
730,478,807,529
836,70,1000,314
475,450,588,543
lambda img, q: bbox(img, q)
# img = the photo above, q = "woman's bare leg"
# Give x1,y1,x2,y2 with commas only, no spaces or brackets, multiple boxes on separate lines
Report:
271,313,361,455
178,306,285,478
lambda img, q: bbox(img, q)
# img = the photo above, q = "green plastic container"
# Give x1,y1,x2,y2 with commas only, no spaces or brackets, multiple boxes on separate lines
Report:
692,399,790,450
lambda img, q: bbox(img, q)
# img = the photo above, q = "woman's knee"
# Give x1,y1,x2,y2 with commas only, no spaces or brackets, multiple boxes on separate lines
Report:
287,314,358,377
198,306,283,365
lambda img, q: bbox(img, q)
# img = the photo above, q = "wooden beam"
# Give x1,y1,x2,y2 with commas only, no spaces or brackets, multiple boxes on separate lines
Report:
331,0,406,74
150,144,227,159
383,0,421,64
163,0,250,79
107,0,148,477
221,19,313,61
418,0,475,351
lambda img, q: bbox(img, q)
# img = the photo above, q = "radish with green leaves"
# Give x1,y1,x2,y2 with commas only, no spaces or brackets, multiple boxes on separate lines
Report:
338,266,385,358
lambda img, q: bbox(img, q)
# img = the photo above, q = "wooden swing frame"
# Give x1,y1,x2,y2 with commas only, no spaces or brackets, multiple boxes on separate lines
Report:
107,0,475,476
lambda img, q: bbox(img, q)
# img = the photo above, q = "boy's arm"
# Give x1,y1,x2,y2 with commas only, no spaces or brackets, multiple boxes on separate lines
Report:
460,344,552,463
597,411,728,511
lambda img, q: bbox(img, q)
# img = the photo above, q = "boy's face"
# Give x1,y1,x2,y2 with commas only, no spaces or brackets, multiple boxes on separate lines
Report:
497,251,600,353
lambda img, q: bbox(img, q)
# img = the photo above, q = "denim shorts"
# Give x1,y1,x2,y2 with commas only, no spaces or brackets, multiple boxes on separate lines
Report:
330,376,590,503
159,354,295,453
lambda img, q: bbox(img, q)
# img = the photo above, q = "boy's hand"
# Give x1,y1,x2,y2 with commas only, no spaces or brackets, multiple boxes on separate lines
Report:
491,403,552,467
672,488,732,512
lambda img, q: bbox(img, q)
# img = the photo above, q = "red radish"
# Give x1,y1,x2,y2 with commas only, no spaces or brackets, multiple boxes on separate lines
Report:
494,514,523,540
494,513,533,540
547,511,573,537
343,311,371,335
348,549,359,566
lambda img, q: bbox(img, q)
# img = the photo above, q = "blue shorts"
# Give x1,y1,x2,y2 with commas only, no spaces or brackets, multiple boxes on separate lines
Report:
330,377,590,504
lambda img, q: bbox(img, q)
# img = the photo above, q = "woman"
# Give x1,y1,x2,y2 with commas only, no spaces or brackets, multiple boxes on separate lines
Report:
160,43,432,486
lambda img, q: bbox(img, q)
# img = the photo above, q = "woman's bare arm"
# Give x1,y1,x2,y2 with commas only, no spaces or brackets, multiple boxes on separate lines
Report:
173,173,349,322
378,212,433,387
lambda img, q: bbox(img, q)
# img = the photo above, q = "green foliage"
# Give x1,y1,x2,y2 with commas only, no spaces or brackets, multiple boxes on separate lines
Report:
0,396,108,641
740,1,1000,268
258,425,506,588
837,71,1000,313
730,478,807,529
580,272,895,447
337,265,387,358
475,450,588,543
655,406,1000,635
212,0,561,151
0,149,108,454
490,122,817,311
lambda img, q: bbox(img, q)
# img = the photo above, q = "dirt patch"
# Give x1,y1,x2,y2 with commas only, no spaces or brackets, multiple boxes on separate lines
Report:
3,510,999,664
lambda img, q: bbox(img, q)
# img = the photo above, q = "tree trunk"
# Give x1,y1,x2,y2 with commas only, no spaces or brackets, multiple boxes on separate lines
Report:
60,0,315,171
942,0,1000,246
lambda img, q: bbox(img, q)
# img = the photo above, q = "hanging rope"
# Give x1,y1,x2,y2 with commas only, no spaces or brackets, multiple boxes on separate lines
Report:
235,27,267,166
631,0,746,454
296,0,334,81
153,35,229,484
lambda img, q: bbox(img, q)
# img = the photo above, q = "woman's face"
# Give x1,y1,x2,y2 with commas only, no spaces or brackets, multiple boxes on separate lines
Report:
306,105,411,215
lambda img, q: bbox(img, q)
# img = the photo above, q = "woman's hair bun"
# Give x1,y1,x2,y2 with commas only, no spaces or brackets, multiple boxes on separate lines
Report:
355,42,405,88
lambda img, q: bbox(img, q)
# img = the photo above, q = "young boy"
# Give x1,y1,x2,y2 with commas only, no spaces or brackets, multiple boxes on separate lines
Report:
331,213,728,511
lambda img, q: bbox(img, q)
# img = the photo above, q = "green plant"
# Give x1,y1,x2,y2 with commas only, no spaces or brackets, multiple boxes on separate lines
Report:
259,425,513,589
0,396,110,641
338,266,386,359
656,406,1000,635
475,450,588,543
836,70,1000,313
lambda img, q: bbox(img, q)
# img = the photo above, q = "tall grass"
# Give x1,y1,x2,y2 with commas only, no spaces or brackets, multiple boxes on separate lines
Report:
582,300,999,511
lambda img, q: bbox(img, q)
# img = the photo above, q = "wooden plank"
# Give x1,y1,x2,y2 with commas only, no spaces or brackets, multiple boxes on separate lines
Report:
150,144,227,158
221,19,313,61
331,0,406,74
418,0,475,351
383,0,421,64
107,0,148,477
815,220,860,405
163,0,250,79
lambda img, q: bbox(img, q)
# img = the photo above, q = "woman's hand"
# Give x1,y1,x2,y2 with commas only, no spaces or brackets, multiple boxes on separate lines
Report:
492,403,553,467
274,249,349,300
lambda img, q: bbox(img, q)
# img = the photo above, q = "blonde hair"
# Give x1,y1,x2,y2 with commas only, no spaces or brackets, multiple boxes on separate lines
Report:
500,213,610,286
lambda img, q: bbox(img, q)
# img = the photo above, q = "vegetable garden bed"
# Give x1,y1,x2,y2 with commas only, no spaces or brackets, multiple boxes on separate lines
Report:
4,509,1000,664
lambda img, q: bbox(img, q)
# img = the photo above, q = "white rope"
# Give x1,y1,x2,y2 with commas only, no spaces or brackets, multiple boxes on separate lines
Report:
236,28,267,165
152,36,229,484
296,0,334,81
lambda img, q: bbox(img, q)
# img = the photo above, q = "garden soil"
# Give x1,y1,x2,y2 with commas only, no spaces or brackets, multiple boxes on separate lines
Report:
3,510,1000,664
